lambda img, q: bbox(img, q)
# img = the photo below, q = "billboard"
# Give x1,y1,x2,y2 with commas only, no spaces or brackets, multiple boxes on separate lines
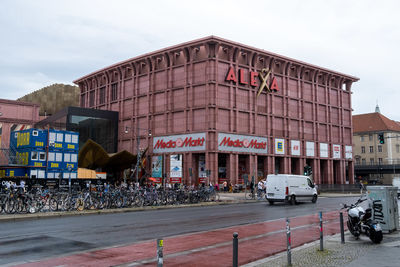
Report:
218,133,268,154
291,140,300,156
275,138,285,155
151,155,163,178
320,143,328,158
306,141,315,157
153,133,206,153
333,144,341,159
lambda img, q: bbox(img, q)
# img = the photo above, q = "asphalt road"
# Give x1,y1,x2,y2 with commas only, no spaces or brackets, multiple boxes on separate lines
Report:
0,196,357,265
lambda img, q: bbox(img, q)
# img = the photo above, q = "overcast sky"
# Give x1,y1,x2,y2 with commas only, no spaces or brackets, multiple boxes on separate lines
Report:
1,0,399,119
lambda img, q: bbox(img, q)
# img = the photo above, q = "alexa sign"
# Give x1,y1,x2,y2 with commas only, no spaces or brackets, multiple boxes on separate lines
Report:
225,67,279,95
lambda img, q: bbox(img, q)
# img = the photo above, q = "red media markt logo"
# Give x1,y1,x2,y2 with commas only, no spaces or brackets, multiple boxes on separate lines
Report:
219,137,266,150
176,138,183,147
242,139,249,147
154,137,205,149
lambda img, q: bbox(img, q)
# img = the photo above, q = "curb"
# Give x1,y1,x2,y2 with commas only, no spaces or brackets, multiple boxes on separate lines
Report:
0,198,257,222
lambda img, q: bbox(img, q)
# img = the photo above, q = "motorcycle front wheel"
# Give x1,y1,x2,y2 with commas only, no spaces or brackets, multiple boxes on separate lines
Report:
347,220,360,238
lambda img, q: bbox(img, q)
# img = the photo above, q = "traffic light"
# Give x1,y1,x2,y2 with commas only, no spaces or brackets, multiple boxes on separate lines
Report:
304,166,312,176
378,133,385,144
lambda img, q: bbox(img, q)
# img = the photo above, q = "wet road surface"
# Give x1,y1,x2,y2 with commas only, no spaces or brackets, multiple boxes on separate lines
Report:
0,196,356,265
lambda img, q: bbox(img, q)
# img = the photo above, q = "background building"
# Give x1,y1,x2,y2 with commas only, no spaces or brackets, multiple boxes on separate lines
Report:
74,36,358,185
35,106,118,153
353,107,400,184
18,83,80,117
0,99,40,165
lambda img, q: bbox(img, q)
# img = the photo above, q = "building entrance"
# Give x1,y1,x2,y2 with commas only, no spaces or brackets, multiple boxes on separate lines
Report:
291,158,300,175
275,157,284,174
320,160,329,184
238,155,249,184
333,160,340,184
218,153,228,184
257,156,267,181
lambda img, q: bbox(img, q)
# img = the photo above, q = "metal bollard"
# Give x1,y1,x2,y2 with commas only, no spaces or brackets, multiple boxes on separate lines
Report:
319,211,323,251
286,218,292,266
340,212,345,244
157,238,163,267
233,232,238,267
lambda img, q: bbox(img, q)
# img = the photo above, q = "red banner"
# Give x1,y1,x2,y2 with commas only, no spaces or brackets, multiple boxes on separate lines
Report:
169,177,182,183
198,177,207,184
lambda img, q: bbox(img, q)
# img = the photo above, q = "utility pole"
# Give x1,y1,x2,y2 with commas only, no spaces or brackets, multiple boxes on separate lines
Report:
136,121,140,185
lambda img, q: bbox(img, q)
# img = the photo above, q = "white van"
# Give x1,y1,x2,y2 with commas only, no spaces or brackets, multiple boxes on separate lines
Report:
266,174,318,205
392,177,400,198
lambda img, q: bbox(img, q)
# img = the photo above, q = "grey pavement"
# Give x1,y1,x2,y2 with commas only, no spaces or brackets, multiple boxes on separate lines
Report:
244,221,400,267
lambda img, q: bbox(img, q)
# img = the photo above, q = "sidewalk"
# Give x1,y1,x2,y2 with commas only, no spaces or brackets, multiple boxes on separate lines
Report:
245,220,400,267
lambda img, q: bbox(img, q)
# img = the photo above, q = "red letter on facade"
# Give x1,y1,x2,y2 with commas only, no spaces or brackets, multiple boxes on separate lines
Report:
225,67,237,83
270,77,279,91
239,69,248,85
250,71,258,87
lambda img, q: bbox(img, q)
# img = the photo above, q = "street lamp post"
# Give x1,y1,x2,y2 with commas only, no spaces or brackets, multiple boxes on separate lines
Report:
136,121,140,185
125,125,151,186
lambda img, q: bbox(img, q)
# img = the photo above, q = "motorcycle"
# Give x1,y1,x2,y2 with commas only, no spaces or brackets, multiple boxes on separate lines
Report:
342,195,383,244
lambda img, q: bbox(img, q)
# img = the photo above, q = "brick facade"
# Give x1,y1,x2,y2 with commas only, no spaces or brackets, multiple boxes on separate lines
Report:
74,36,358,185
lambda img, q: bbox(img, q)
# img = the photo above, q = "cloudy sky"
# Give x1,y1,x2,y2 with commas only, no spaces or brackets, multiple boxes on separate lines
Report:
1,0,399,119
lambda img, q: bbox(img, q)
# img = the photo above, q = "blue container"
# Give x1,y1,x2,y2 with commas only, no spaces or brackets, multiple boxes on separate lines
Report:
9,131,18,150
0,168,27,177
62,171,78,179
62,151,78,171
63,131,79,152
7,168,28,177
28,168,46,179
16,148,47,167
14,129,47,150
48,129,65,150
47,149,64,170
47,171,62,179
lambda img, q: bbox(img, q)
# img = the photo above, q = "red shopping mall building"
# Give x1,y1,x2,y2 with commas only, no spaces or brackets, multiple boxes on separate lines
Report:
74,36,358,185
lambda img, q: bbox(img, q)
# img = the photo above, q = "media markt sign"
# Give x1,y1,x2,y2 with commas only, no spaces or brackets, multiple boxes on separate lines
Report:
153,133,206,153
218,133,268,154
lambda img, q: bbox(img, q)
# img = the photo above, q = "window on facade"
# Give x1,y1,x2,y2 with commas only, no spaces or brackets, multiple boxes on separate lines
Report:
369,146,374,153
378,158,383,164
80,94,85,107
360,136,365,142
362,159,366,165
89,91,95,107
369,134,373,141
111,83,118,101
361,146,365,153
370,158,374,165
397,144,400,153
378,145,382,152
356,158,360,165
99,87,106,104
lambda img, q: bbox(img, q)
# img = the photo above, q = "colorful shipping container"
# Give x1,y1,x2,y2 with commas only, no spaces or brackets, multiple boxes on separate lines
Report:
6,128,80,179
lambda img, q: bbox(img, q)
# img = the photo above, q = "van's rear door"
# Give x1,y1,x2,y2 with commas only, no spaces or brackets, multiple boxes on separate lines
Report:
266,175,286,200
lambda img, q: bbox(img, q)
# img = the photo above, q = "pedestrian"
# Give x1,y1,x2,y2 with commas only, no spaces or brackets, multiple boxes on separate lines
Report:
263,178,267,194
257,179,264,200
359,180,364,194
250,180,254,195
223,181,228,192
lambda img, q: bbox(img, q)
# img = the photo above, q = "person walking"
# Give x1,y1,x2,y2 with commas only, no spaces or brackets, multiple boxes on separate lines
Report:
257,179,264,200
